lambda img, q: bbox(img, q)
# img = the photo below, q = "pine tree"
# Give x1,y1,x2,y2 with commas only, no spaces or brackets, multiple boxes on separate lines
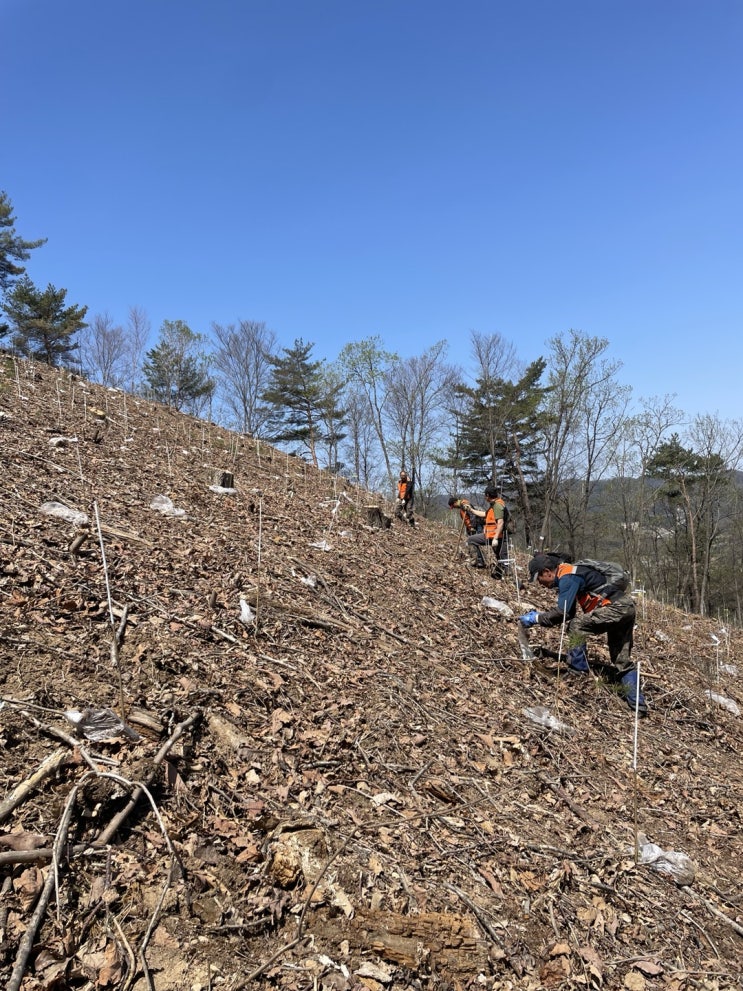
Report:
441,359,548,543
0,190,46,293
262,339,346,469
143,320,215,413
2,277,87,366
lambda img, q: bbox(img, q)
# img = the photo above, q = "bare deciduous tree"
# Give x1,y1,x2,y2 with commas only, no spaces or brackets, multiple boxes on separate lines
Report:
614,394,682,580
212,320,277,435
339,337,397,483
125,305,150,393
687,413,743,613
539,329,629,556
385,341,459,514
80,313,127,386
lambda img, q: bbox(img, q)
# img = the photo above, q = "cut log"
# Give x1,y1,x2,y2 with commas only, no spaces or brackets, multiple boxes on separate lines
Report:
310,907,489,979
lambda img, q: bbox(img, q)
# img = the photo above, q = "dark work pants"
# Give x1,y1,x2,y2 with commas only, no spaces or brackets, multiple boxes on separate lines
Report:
569,594,636,673
466,534,504,570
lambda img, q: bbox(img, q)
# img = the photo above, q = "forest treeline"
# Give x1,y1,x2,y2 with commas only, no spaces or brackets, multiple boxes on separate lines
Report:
3,190,743,623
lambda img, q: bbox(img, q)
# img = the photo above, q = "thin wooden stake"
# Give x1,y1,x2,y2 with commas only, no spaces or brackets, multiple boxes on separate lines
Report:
254,495,263,633
553,601,569,713
94,501,126,717
93,501,115,628
632,658,642,863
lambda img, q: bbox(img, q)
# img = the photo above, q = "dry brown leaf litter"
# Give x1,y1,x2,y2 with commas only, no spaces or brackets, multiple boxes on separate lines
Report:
0,359,742,991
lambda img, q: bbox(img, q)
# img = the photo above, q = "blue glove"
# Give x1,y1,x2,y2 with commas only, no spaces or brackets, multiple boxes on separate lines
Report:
519,610,539,628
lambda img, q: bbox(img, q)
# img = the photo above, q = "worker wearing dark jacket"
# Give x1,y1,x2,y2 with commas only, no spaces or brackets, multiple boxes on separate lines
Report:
519,553,647,715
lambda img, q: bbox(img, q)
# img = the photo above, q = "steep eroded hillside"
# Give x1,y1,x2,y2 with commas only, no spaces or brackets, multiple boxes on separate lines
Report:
1,359,742,991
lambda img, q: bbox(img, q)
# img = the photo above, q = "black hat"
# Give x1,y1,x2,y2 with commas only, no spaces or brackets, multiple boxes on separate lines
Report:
528,554,558,581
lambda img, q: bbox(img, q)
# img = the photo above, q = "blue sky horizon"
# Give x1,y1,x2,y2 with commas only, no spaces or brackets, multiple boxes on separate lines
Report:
3,0,742,423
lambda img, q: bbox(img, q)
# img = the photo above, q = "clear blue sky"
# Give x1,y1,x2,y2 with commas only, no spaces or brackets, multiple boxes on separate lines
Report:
3,0,742,421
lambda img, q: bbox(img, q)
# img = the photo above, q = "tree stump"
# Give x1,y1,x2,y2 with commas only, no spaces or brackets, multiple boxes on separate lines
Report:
367,505,392,529
214,470,234,488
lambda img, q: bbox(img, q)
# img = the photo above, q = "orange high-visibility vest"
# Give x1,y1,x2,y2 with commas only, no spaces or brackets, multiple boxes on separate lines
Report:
484,499,505,539
556,562,612,613
457,499,478,533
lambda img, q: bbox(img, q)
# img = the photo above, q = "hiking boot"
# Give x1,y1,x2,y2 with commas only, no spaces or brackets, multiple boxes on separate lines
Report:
620,669,648,716
566,644,589,673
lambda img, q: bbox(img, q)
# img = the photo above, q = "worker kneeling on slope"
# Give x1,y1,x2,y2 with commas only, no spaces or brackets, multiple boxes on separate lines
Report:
519,553,648,716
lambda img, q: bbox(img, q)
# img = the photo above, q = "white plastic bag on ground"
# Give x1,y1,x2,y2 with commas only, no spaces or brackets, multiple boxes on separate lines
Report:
704,690,740,716
481,597,513,617
637,839,696,885
517,624,535,660
523,705,572,734
150,494,186,517
40,501,89,526
65,707,141,742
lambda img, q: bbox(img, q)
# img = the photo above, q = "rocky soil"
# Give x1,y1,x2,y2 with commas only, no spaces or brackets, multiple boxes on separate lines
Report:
0,357,742,991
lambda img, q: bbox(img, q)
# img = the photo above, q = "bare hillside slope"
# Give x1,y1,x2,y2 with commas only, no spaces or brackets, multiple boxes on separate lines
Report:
1,358,741,991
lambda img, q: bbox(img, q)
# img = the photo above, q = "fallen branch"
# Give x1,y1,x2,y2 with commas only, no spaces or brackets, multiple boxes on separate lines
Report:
99,522,152,547
111,913,138,991
7,776,81,991
6,765,182,991
686,887,743,939
0,875,12,943
0,748,68,824
0,711,200,867
138,859,180,991
537,772,596,827
110,603,130,718
209,624,241,645
92,710,201,848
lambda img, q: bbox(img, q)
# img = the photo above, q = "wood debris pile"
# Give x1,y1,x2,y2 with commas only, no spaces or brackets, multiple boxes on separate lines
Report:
1,358,742,991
